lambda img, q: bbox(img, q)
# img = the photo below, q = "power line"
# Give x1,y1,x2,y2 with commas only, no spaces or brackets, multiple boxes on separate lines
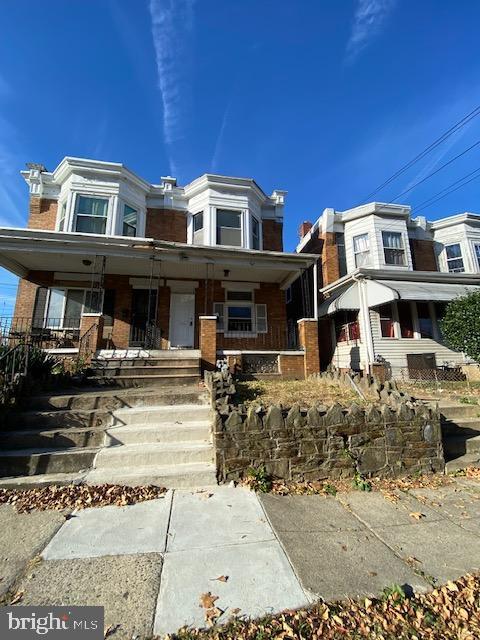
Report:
388,139,480,202
360,103,480,203
411,166,480,215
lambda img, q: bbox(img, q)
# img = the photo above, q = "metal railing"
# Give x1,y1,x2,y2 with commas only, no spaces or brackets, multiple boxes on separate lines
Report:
0,316,80,350
217,321,292,351
0,342,31,405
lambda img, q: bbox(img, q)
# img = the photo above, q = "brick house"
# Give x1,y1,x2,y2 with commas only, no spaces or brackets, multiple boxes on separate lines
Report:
292,202,480,378
0,157,319,377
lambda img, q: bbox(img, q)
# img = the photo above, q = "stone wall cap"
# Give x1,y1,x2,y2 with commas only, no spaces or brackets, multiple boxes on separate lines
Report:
81,313,103,317
199,315,218,320
297,318,318,323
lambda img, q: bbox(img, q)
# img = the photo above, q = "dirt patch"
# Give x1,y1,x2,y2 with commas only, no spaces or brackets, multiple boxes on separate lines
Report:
235,378,359,408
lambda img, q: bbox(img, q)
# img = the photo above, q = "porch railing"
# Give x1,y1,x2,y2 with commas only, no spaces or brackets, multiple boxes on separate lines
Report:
0,342,31,405
217,321,298,350
0,317,80,350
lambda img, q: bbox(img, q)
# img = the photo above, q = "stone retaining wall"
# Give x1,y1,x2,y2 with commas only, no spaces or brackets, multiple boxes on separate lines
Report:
207,371,444,482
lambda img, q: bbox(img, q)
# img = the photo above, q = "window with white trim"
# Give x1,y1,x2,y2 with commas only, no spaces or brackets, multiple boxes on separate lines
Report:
193,212,204,245
353,233,370,267
74,195,108,234
382,231,405,265
44,288,105,329
216,209,242,247
475,244,480,270
445,243,465,272
252,217,260,250
213,289,267,334
58,202,67,232
123,204,137,237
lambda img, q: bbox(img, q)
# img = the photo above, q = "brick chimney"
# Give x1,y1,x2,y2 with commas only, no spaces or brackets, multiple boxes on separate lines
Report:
299,221,313,239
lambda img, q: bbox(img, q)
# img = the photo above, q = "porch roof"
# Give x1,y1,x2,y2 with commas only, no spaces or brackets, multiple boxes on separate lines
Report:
0,227,318,290
318,272,480,316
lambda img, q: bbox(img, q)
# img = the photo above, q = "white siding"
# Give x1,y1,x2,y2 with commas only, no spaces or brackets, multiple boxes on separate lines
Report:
369,308,466,375
330,321,368,371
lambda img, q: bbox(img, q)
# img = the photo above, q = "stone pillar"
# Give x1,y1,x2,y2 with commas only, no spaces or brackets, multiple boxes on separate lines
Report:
79,313,104,359
199,315,217,371
298,318,320,378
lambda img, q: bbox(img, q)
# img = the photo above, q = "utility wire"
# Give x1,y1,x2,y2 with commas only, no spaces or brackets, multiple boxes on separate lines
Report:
360,103,480,202
412,167,480,215
388,139,480,203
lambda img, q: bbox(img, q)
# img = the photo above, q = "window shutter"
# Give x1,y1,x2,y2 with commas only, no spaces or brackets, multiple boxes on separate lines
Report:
213,303,224,331
255,303,267,333
32,287,48,328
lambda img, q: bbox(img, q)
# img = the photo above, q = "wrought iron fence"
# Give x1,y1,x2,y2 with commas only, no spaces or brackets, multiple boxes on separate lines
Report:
0,316,80,349
217,321,292,351
0,342,31,405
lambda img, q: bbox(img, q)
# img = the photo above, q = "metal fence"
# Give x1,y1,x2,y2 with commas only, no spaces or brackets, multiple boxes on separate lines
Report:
216,321,294,351
0,316,81,349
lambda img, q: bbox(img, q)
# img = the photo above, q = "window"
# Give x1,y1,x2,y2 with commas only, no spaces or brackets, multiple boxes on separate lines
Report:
255,303,267,333
378,304,396,338
192,212,204,245
397,301,414,338
216,209,242,246
353,233,370,267
227,306,252,332
58,202,66,232
445,243,465,272
335,311,360,342
74,195,108,234
252,217,260,250
214,289,267,334
46,289,84,329
336,232,347,276
416,302,434,338
382,231,405,265
475,244,480,269
123,204,137,237
226,290,253,301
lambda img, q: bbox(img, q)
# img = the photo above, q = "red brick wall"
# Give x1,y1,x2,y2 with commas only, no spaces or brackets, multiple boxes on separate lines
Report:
278,354,305,379
199,316,217,370
321,232,340,286
410,239,438,271
27,197,58,230
298,319,320,376
262,220,283,252
146,208,187,242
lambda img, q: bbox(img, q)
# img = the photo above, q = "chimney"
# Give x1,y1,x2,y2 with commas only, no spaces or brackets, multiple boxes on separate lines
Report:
299,221,313,239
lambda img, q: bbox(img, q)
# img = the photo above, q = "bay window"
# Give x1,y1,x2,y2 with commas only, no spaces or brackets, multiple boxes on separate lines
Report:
74,195,108,234
252,217,260,250
382,231,405,265
123,204,138,237
58,202,66,232
445,243,464,272
216,209,242,246
353,233,370,267
475,244,480,270
193,212,204,245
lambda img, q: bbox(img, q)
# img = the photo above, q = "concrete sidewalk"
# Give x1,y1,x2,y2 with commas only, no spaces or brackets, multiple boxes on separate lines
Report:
1,479,479,638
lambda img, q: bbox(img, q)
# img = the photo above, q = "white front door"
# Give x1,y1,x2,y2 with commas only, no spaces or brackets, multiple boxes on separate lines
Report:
169,293,195,348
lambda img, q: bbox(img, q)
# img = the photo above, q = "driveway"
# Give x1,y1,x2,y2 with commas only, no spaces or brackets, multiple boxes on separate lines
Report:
1,478,479,638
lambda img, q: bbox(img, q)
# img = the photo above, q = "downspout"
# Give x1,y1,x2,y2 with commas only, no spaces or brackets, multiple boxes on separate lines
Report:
352,273,375,373
313,258,319,318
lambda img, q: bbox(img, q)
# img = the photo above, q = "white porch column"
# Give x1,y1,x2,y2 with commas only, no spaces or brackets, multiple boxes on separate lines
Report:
357,277,375,372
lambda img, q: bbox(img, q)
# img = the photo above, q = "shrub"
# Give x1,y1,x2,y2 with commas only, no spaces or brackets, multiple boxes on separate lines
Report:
440,292,480,363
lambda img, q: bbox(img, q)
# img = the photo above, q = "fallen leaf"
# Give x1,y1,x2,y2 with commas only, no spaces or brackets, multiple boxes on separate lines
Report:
409,512,426,520
104,624,120,638
199,592,219,609
212,575,228,583
230,608,241,615
205,606,223,627
10,590,24,604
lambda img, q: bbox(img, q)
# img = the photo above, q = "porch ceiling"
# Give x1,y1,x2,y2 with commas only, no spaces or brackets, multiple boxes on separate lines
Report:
0,228,317,289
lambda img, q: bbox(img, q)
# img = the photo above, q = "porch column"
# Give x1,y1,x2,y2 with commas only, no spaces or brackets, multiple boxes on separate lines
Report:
298,318,320,377
79,313,104,359
199,315,217,371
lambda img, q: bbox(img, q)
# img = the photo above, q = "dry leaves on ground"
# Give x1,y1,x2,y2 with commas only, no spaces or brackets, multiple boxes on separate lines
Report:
0,484,166,513
168,573,480,639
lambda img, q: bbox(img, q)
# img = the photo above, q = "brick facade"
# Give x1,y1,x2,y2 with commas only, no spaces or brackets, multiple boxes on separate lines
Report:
27,197,58,231
278,353,305,378
298,318,320,376
321,232,340,286
199,316,217,370
145,208,187,242
409,239,438,271
262,220,283,252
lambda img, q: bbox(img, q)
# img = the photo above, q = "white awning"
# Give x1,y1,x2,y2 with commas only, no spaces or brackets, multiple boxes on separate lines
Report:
319,279,480,316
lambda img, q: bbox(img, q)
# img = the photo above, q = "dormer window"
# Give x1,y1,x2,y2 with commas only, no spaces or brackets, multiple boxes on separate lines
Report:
445,243,464,272
353,233,370,267
74,195,108,234
123,204,137,237
193,212,204,245
216,209,242,247
382,231,405,265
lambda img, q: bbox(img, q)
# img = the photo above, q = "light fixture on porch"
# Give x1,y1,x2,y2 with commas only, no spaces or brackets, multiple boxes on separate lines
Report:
224,269,230,277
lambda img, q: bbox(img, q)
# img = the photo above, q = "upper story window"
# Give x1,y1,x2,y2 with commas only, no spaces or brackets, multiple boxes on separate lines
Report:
382,231,405,265
193,212,204,245
216,209,242,247
353,233,370,267
475,244,480,269
74,195,108,234
252,217,260,250
123,205,137,237
445,243,464,272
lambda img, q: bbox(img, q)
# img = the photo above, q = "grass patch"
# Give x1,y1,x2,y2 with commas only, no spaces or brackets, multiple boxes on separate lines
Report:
234,378,358,408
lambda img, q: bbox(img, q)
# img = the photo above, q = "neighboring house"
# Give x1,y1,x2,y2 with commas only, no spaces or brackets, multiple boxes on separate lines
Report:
0,157,318,375
293,203,480,377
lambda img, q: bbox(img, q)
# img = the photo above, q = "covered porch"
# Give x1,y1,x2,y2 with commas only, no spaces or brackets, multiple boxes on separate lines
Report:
0,229,317,363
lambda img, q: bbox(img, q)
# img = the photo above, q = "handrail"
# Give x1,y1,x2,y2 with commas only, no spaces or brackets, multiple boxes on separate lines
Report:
0,342,31,406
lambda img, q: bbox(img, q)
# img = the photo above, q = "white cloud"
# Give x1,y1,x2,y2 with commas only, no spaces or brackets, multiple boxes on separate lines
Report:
346,0,396,62
148,0,196,176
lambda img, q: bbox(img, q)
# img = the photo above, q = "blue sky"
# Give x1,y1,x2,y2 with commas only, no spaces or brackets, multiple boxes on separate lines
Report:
1,0,480,314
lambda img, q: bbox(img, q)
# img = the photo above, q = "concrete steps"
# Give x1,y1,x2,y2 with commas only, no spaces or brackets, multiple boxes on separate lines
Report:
111,404,212,426
89,373,200,388
0,427,105,450
106,421,210,445
445,452,480,473
0,447,98,477
86,462,216,489
94,441,213,468
432,400,480,471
